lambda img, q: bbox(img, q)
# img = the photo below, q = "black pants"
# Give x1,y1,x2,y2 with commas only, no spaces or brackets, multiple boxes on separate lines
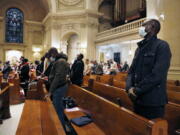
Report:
134,104,165,119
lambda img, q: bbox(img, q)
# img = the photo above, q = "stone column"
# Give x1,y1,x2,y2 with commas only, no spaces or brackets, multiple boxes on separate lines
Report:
147,0,180,79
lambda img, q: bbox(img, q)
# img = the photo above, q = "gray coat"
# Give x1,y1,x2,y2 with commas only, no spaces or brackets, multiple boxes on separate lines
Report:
49,58,69,93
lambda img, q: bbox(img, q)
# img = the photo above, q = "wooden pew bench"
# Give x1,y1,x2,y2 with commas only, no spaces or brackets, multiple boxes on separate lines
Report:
113,72,127,81
92,81,133,110
89,81,180,135
65,84,168,135
8,77,23,105
112,79,126,89
16,99,66,135
0,73,2,85
0,82,11,124
167,84,180,92
167,90,180,104
65,107,105,135
82,75,90,87
97,74,113,85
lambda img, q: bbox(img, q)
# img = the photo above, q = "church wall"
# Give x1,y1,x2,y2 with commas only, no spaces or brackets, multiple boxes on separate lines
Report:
0,17,44,63
147,0,180,80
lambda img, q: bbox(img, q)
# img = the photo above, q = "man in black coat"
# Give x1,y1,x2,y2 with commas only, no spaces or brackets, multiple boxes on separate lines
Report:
20,58,30,96
70,54,84,86
126,19,171,119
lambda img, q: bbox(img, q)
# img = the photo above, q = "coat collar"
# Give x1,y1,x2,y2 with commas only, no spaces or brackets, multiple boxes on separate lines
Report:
137,36,157,48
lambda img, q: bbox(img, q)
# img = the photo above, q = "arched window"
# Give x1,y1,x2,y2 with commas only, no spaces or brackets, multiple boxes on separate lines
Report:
5,8,23,43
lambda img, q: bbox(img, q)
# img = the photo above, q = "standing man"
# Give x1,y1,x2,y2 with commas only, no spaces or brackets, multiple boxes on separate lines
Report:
46,53,69,127
19,58,30,97
70,54,84,86
126,19,171,119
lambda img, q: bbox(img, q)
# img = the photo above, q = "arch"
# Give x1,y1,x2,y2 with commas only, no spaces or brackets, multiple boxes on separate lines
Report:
61,31,80,41
61,31,81,62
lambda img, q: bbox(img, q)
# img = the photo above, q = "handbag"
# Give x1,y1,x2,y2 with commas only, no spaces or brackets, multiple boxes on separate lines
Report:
70,115,93,126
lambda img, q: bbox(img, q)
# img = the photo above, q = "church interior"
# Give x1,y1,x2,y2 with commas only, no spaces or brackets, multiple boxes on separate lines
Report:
0,0,180,135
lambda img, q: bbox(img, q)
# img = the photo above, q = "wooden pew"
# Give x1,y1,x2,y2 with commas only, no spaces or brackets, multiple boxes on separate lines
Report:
16,100,66,135
8,77,23,105
167,80,180,86
167,90,180,104
0,72,2,85
89,81,180,135
26,79,45,100
92,81,133,110
16,79,66,135
112,79,126,89
82,75,90,87
0,82,11,122
165,102,180,135
65,84,168,135
113,72,127,81
167,84,180,92
97,74,113,85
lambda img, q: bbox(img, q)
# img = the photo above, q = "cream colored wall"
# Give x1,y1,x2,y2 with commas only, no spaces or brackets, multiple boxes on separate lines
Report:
147,0,180,80
43,0,100,62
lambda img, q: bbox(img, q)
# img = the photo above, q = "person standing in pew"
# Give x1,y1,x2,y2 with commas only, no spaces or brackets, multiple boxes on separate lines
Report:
70,54,84,86
126,19,172,119
19,58,30,97
45,53,69,128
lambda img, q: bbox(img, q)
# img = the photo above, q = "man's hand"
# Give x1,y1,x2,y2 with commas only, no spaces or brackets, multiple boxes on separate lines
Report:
128,87,137,102
128,87,136,97
44,92,51,100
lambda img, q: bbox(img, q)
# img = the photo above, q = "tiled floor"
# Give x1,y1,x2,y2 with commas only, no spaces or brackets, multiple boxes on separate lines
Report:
0,103,24,135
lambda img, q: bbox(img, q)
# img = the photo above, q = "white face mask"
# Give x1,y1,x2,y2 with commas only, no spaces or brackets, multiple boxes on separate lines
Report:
139,26,147,38
50,57,55,62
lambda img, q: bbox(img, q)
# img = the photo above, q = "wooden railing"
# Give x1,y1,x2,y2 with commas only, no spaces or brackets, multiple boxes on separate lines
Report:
97,18,146,40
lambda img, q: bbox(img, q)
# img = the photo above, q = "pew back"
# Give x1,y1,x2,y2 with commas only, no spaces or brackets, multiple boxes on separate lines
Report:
89,81,180,135
165,102,180,135
167,90,180,104
167,85,180,92
92,81,133,110
97,75,113,85
112,79,126,89
0,82,11,120
67,85,168,135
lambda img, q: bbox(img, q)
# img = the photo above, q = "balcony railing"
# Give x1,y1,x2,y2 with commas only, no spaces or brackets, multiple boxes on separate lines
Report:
97,18,146,40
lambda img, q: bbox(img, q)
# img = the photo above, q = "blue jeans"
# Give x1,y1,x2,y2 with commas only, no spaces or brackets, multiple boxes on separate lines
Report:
52,84,68,126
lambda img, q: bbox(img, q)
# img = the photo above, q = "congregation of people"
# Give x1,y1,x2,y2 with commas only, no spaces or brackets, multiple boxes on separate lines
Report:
1,19,177,135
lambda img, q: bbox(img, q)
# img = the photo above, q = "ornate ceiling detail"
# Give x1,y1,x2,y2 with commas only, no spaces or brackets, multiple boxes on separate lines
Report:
59,0,81,6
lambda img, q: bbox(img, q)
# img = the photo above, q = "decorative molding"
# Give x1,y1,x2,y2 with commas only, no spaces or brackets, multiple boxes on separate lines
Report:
59,0,82,6
95,18,146,45
57,0,85,10
42,10,101,25
25,20,43,26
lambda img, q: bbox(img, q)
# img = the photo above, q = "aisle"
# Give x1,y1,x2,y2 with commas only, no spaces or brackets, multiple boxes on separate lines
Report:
0,103,24,135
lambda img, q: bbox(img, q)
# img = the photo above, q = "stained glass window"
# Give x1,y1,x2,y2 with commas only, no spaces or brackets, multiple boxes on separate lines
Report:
5,8,23,43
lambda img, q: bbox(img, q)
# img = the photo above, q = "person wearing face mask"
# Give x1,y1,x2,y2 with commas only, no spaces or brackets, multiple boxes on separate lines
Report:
126,19,172,119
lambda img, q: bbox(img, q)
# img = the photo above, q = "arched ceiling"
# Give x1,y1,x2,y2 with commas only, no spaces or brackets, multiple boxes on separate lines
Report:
0,0,50,21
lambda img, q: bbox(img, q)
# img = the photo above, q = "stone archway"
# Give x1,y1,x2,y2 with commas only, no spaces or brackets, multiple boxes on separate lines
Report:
61,32,82,63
